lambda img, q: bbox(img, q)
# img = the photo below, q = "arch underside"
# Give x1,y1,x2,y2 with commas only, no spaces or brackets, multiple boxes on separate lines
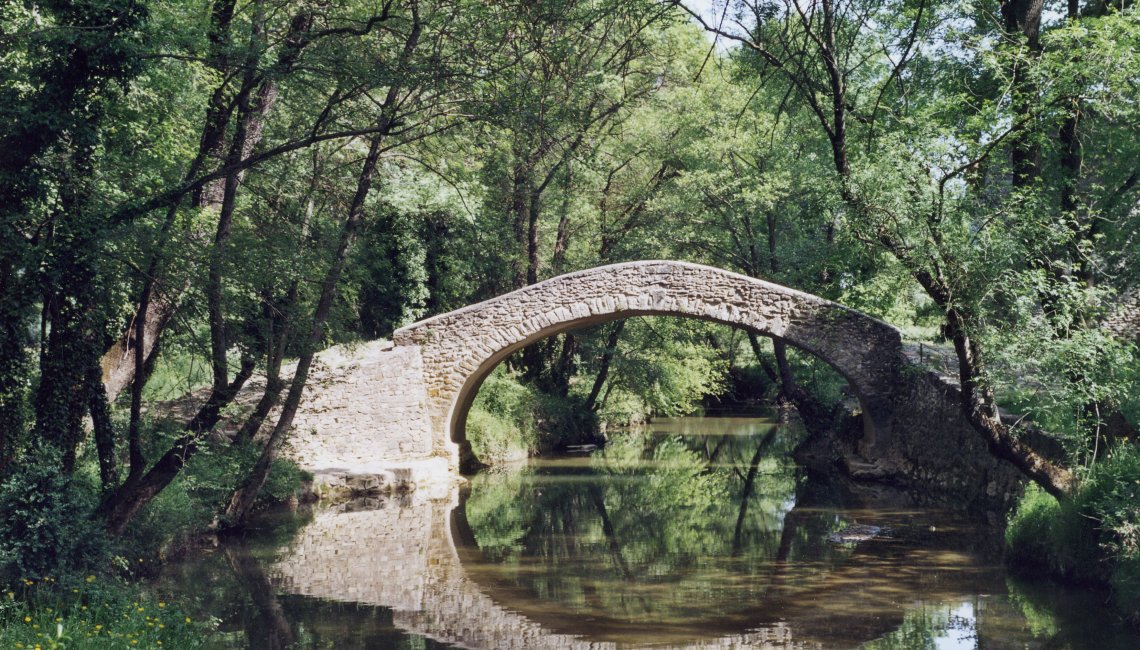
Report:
446,309,861,446
393,261,906,462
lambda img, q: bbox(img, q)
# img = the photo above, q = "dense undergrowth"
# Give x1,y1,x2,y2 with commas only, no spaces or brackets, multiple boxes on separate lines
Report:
0,432,308,646
466,371,597,465
0,576,215,649
1006,444,1140,623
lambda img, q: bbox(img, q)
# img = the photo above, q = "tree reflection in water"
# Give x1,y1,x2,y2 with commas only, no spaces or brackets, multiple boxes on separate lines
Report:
155,416,1140,649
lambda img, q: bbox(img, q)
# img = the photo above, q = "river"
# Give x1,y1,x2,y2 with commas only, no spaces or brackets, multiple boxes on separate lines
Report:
158,415,1140,648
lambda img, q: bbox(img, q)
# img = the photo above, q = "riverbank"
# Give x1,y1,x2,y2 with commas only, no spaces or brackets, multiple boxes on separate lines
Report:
150,417,1140,648
1005,444,1140,625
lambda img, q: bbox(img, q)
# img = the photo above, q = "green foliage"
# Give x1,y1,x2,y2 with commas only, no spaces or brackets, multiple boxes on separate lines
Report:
1007,445,1140,621
0,0,1136,615
0,577,215,649
0,454,108,583
986,273,1140,450
467,367,597,464
346,185,436,338
125,439,308,556
582,318,729,426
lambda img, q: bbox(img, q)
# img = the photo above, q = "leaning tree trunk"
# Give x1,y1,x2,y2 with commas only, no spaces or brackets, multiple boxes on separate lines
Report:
222,127,392,527
96,351,255,535
86,360,118,491
222,7,421,526
915,272,1076,499
585,320,625,412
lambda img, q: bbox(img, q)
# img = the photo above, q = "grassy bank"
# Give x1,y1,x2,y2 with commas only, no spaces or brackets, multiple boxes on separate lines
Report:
0,434,309,646
466,369,598,465
0,577,214,649
1006,444,1140,623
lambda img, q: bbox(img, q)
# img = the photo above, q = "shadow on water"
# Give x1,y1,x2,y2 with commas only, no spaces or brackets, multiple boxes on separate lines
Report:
158,416,1140,649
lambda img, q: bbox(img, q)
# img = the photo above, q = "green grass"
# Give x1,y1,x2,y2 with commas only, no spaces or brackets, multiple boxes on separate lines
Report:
1006,444,1140,623
0,578,216,649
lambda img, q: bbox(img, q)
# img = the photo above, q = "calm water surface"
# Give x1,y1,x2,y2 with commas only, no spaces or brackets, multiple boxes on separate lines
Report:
160,416,1140,649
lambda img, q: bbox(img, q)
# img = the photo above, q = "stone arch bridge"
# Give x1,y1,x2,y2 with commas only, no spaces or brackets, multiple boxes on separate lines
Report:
282,261,1023,504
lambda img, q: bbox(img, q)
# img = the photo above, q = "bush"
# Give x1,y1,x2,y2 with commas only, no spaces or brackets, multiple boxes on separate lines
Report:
1006,444,1140,621
0,453,109,583
466,407,530,465
124,440,309,557
466,368,598,465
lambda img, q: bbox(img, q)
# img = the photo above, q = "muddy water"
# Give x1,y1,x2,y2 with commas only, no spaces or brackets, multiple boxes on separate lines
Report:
161,416,1140,649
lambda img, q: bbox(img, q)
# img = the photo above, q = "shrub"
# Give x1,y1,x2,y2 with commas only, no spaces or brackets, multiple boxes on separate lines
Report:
466,368,598,465
0,452,109,583
0,576,215,648
123,440,309,556
1006,444,1140,621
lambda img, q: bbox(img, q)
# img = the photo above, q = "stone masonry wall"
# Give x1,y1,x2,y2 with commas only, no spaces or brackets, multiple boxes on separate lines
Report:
394,261,908,456
280,340,450,488
280,261,1042,507
1105,287,1140,344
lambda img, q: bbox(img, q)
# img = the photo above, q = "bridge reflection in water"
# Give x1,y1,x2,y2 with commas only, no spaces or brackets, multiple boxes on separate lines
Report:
264,476,1067,650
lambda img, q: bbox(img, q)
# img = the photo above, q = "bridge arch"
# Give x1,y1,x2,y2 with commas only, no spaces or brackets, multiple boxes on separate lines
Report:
393,261,908,465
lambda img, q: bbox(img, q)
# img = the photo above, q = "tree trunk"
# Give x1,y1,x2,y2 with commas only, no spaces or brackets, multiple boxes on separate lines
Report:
221,7,421,525
526,184,541,286
96,351,255,535
96,4,409,535
510,160,533,289
101,290,177,402
586,320,625,412
1001,0,1045,187
232,294,293,446
205,4,270,401
86,360,118,491
222,131,388,527
549,333,577,397
551,165,573,275
914,270,1076,499
104,1,311,402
